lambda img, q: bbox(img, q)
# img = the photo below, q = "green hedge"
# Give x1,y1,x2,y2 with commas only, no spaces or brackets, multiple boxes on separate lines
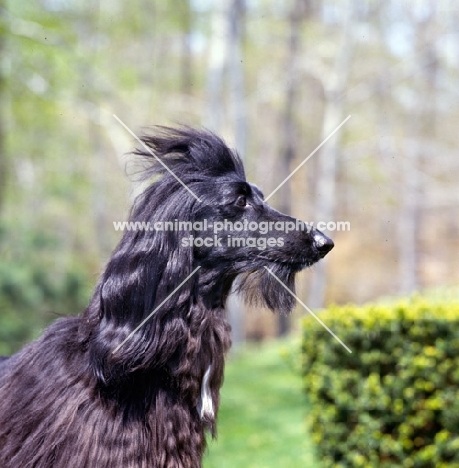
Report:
301,299,459,468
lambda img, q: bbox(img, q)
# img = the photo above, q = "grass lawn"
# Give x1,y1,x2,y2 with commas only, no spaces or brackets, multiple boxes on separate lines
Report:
203,338,321,468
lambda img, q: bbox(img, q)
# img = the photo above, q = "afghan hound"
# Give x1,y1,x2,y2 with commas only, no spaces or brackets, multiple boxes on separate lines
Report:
0,127,333,467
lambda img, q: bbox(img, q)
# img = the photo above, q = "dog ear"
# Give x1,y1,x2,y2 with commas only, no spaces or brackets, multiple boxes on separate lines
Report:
136,126,246,180
86,187,198,386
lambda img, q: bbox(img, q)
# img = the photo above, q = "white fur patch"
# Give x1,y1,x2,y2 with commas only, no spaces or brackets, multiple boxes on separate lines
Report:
198,365,214,420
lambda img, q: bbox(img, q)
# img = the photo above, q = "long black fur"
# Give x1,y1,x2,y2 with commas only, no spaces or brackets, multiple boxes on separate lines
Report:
0,127,333,467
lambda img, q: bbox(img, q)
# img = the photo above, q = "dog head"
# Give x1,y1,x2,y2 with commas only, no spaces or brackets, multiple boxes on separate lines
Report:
135,127,333,313
86,127,333,384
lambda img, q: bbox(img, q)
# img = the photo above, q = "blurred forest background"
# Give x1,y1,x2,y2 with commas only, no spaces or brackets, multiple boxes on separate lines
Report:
0,0,458,353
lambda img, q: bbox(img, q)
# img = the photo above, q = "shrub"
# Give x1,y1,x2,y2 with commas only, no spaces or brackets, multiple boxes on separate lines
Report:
302,298,459,468
0,225,93,354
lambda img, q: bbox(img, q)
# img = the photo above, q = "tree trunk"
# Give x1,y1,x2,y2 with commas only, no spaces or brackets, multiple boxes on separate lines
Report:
204,1,228,131
180,0,192,96
276,0,305,336
399,3,437,294
308,0,355,309
0,2,6,216
228,0,246,157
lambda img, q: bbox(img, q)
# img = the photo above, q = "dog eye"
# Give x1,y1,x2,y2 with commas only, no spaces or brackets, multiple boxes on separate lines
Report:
235,195,246,207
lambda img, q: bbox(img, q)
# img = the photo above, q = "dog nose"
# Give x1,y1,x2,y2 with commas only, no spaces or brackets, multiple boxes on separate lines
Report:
313,232,334,257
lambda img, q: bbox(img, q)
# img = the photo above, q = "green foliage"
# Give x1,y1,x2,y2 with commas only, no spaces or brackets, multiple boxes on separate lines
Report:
302,299,459,468
0,225,91,355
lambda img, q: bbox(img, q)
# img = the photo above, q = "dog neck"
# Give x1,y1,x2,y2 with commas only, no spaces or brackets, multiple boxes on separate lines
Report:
197,266,237,310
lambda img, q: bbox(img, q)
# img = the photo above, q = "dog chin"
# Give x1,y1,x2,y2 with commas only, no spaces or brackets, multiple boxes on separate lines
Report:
286,256,322,272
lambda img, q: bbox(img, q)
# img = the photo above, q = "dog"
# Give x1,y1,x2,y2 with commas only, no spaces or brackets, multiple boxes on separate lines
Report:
0,127,333,467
